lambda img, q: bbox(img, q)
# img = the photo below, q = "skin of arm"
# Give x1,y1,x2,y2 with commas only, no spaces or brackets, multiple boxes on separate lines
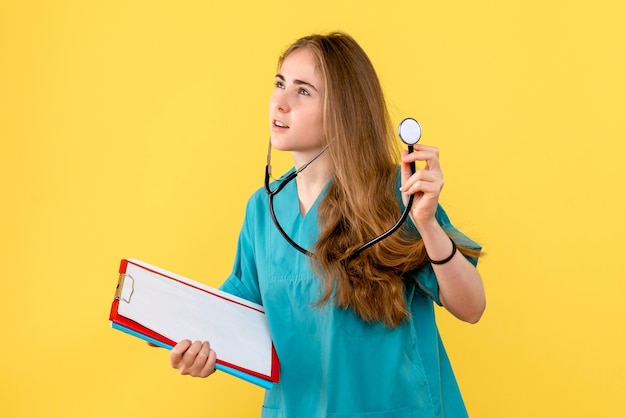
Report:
400,146,486,324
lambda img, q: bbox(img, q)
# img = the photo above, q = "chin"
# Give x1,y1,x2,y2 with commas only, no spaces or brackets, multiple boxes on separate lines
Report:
269,137,293,152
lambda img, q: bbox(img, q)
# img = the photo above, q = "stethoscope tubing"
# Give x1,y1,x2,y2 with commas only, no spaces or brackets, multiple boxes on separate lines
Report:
265,144,415,259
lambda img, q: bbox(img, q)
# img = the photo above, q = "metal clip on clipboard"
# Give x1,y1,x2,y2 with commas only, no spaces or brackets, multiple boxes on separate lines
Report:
114,273,135,303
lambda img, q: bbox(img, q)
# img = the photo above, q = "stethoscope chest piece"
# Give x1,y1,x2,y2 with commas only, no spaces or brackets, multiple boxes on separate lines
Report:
398,118,422,145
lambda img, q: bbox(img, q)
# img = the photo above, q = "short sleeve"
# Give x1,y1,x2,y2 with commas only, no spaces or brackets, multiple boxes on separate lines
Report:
435,205,482,266
405,204,482,306
219,197,263,306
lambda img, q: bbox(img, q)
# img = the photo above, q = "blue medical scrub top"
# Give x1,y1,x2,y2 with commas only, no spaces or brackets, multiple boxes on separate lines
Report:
220,170,481,418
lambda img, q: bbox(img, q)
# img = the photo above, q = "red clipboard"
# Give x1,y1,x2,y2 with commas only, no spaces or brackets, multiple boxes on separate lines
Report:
109,259,280,387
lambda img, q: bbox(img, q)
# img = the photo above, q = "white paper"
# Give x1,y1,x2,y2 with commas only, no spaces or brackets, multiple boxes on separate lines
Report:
116,259,273,377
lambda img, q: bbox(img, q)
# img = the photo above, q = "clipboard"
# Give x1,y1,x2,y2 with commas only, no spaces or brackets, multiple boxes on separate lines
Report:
109,259,280,389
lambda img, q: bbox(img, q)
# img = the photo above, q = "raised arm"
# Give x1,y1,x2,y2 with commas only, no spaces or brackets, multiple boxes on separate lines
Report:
400,145,486,323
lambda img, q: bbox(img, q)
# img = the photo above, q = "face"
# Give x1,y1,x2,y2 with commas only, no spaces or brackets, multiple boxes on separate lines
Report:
269,48,324,156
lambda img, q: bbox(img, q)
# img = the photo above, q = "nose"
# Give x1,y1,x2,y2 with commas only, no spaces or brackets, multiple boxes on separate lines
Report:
270,90,290,113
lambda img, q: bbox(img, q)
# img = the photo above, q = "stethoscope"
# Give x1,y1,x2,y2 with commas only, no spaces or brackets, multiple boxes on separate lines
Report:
264,117,422,258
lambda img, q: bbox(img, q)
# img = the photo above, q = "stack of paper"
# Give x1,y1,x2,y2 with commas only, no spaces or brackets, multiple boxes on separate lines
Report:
109,259,280,388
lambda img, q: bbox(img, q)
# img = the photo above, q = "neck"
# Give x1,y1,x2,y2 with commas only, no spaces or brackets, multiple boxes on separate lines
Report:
293,150,332,216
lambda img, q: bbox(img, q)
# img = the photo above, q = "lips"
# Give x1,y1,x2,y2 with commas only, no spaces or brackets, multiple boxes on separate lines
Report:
273,119,289,128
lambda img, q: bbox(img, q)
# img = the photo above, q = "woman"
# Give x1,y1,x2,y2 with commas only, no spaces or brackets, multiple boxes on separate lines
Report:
171,32,485,417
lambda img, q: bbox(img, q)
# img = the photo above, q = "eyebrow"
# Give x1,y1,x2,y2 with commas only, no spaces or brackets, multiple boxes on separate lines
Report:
275,73,319,92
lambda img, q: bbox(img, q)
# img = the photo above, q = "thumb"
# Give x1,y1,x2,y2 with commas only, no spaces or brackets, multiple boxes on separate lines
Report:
400,150,413,191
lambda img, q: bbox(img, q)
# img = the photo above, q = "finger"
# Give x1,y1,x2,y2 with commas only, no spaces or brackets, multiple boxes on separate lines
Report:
199,348,218,378
400,151,431,188
170,339,192,368
406,170,443,190
400,150,413,185
401,146,441,171
402,150,439,169
404,174,444,196
401,170,442,193
403,180,443,197
179,340,205,374
189,341,211,375
413,170,442,184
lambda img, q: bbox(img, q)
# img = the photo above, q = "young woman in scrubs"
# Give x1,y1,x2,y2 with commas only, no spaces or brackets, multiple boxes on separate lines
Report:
169,32,486,417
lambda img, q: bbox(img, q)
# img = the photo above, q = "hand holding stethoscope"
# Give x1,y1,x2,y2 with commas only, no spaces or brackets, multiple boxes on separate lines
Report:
397,118,445,229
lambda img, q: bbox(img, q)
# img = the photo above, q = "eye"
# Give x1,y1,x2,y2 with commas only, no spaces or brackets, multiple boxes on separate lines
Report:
275,80,285,89
298,88,310,96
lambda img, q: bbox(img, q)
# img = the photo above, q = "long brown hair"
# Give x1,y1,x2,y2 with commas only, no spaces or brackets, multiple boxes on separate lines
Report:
279,32,477,327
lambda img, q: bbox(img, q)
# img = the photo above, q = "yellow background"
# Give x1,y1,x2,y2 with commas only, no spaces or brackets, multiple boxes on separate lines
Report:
1,1,625,417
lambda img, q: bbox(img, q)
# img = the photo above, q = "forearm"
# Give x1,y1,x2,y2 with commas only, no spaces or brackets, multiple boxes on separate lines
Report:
416,218,486,324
